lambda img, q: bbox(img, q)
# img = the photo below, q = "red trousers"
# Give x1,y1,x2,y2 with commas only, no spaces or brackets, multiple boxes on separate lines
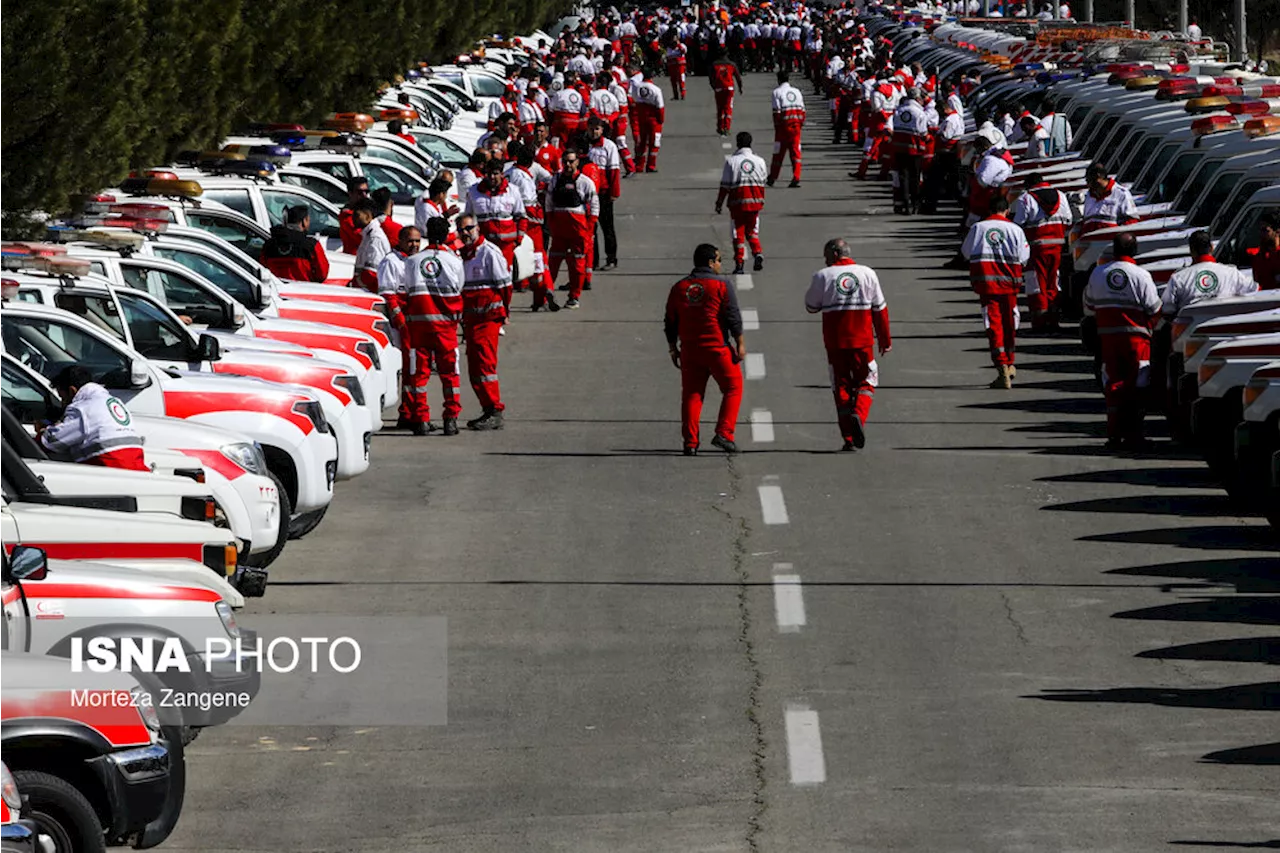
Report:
714,90,735,134
550,116,582,146
828,348,876,443
980,293,1018,366
729,209,763,265
462,315,504,413
667,62,687,98
526,224,554,295
1101,335,1151,442
1026,247,1063,321
405,322,461,422
613,116,636,171
634,119,662,171
681,347,743,449
549,218,594,299
769,126,803,182
856,131,891,180
91,447,149,472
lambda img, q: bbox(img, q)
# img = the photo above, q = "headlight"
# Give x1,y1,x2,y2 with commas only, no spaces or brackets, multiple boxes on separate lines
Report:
291,399,328,432
221,442,265,476
355,340,381,370
332,373,366,406
215,599,242,639
131,686,162,732
0,764,20,811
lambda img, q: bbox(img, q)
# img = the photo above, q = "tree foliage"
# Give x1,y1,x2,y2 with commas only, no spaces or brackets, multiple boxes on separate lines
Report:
1,0,570,228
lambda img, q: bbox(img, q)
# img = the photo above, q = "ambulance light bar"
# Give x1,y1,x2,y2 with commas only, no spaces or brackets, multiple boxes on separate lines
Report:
318,132,368,157
118,176,204,198
1243,115,1280,138
379,108,420,122
222,143,292,165
1185,95,1232,114
45,226,146,251
321,113,375,133
1190,114,1238,136
0,251,92,278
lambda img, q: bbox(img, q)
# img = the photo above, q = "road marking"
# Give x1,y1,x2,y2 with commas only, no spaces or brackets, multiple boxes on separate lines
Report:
735,273,754,291
785,704,826,785
721,141,732,149
750,408,775,443
773,565,805,632
742,308,759,330
758,480,789,525
745,352,766,380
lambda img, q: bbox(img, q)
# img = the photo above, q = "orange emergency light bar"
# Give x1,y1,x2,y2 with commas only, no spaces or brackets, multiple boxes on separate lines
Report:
1243,115,1280,138
1184,95,1232,114
321,113,375,133
1124,75,1163,91
378,108,419,122
1190,114,1238,136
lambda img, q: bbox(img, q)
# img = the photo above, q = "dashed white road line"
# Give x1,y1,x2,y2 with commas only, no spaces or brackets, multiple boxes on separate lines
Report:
735,273,754,291
745,352,766,380
785,704,826,785
742,308,760,330
721,141,732,149
758,479,789,525
749,408,775,443
772,565,805,633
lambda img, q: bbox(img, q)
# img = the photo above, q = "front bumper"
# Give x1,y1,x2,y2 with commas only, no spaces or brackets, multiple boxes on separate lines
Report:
87,740,173,846
292,427,338,515
0,819,40,853
333,404,372,481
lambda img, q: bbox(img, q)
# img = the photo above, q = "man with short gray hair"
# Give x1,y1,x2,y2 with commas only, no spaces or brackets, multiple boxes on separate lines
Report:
804,238,892,450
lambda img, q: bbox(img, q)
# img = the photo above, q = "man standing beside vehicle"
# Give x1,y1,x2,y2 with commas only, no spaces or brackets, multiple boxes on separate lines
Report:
378,227,427,432
39,366,148,471
1253,212,1280,291
260,205,329,282
352,198,391,292
1012,172,1073,334
339,176,371,254
458,214,511,431
404,218,466,437
664,243,745,456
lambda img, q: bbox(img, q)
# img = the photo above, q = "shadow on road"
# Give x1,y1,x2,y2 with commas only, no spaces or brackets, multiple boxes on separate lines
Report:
1137,637,1280,665
1030,681,1280,711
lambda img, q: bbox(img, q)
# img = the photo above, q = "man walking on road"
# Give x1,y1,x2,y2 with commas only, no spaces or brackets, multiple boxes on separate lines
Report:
458,214,512,430
768,70,805,187
1012,172,1073,333
631,67,666,173
664,243,745,456
716,131,767,275
962,196,1030,389
404,217,466,436
890,87,928,215
1084,233,1162,450
804,238,892,451
586,117,622,271
546,150,600,309
709,51,744,136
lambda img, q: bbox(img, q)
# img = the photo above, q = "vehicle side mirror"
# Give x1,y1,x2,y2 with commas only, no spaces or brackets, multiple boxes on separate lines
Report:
232,303,247,328
197,333,221,361
130,358,153,389
9,545,48,581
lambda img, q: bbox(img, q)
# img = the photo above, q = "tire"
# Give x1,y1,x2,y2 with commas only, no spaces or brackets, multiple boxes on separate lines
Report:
241,471,291,570
287,504,329,540
12,770,106,853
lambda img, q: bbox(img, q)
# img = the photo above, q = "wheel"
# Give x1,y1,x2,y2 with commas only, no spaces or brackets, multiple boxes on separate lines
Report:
12,770,106,853
287,504,329,540
241,471,290,570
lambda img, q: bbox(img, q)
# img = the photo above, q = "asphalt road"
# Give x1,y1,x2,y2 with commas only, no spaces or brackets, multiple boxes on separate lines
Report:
168,75,1279,852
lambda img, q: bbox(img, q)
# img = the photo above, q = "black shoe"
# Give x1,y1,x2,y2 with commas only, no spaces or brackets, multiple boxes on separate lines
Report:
753,255,764,272
942,255,968,271
732,262,745,275
467,411,505,431
442,418,459,436
683,447,698,456
788,179,801,188
564,298,580,309
1104,438,1124,452
841,440,855,452
711,434,738,454
766,177,776,187
395,416,411,429
411,422,430,436
605,259,618,270
546,295,561,312
558,283,571,291
849,418,866,449
583,280,592,290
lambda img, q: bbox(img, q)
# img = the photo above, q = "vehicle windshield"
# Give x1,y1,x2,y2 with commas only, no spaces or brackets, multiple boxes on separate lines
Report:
1133,141,1180,194
1147,150,1204,205
52,291,126,340
115,291,197,360
260,189,341,239
363,160,427,202
1082,115,1120,159
413,133,469,168
200,188,255,219
184,209,267,261
1,359,62,424
365,144,431,179
1211,179,1272,235
1173,157,1225,214
468,74,506,98
281,171,348,206
1118,134,1159,183
149,247,260,307
1215,204,1277,267
1190,170,1244,228
119,263,234,328
0,314,130,387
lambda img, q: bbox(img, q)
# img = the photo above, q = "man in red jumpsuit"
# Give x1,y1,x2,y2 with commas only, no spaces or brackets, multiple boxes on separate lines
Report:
338,176,370,254
768,70,805,187
664,243,746,456
664,33,688,99
464,158,526,311
715,131,767,275
1253,212,1280,290
508,142,560,311
458,214,512,430
403,218,465,436
377,226,427,432
804,238,892,451
1011,172,1074,333
1084,233,1162,450
546,150,600,309
631,67,666,173
961,196,1030,389
260,206,329,282
709,52,745,136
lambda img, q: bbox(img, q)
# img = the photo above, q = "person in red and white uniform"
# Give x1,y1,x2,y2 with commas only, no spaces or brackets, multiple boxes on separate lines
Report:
1079,162,1138,236
260,206,329,282
518,93,545,141
716,131,768,275
546,150,600,309
403,217,466,436
414,177,460,245
631,67,666,173
457,214,512,431
548,74,588,146
855,71,896,180
1012,172,1073,332
507,143,559,311
531,121,563,175
377,226,430,433
709,52,744,136
458,150,488,200
589,73,621,128
768,69,806,187
804,237,892,451
961,196,1030,389
488,84,521,130
1161,230,1258,320
966,133,1014,227
1084,233,1162,449
338,176,370,254
40,366,148,471
352,198,391,291
1019,115,1051,161
464,158,526,303
1254,213,1280,291
664,243,745,456
890,87,929,215
606,69,637,175
665,31,688,99
617,17,640,65
586,118,622,270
